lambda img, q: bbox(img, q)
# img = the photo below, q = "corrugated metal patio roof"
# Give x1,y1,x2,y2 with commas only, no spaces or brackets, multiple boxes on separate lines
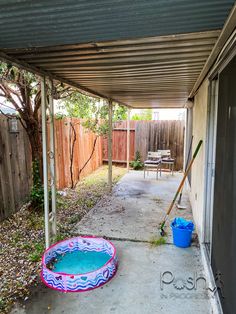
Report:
3,31,218,108
0,0,235,108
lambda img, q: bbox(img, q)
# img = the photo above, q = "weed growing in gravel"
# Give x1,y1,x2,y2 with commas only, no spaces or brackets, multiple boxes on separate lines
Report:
55,234,67,242
27,213,43,230
21,243,31,250
56,195,69,209
0,298,4,311
68,216,79,224
29,243,44,262
11,231,21,244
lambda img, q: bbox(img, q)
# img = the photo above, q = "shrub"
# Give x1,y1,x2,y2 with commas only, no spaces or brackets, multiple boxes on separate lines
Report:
130,151,144,170
30,160,51,211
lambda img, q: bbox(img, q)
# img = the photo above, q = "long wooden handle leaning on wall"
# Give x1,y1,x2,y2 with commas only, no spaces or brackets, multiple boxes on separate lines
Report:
159,140,203,233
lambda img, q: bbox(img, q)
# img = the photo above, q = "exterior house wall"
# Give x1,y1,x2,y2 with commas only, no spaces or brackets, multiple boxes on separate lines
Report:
189,79,209,242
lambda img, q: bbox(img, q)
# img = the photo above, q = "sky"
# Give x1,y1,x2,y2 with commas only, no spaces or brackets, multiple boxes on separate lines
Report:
0,95,186,121
131,108,185,120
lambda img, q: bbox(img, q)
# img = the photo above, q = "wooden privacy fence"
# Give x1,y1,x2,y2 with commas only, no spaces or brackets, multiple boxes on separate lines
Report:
0,116,103,220
103,120,185,170
0,115,184,220
0,116,32,220
54,118,103,189
103,120,136,163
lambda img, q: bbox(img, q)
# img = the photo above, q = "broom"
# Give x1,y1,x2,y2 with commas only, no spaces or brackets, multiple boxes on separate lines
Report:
159,140,203,236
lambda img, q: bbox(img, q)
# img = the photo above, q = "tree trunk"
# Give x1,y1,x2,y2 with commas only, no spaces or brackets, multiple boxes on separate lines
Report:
26,119,43,181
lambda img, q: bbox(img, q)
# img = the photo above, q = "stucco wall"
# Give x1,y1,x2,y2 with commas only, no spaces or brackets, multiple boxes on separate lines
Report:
189,79,208,242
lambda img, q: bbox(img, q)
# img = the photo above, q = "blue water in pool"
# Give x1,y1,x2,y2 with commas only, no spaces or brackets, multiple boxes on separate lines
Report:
53,250,111,274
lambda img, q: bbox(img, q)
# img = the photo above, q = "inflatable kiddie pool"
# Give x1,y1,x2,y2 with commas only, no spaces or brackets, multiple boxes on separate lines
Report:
41,236,118,292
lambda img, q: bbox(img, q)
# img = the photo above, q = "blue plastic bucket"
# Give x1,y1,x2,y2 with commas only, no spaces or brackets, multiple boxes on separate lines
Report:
171,222,193,248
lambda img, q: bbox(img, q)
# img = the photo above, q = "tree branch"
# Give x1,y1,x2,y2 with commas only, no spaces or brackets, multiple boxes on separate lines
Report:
33,89,41,117
69,121,77,189
0,83,23,113
75,135,98,187
17,116,28,132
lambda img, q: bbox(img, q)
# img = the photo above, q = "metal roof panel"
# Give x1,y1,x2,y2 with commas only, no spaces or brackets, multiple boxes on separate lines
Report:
0,0,234,48
1,30,220,108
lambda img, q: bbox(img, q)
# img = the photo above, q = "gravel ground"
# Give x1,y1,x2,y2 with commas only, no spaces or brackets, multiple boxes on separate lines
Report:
0,166,126,313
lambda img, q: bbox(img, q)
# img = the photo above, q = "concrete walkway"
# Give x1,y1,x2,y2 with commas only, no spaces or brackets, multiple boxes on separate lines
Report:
12,171,213,314
74,171,193,243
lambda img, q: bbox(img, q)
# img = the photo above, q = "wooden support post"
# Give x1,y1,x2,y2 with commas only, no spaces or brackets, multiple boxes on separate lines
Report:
48,79,57,239
41,77,50,249
108,99,113,192
127,108,130,171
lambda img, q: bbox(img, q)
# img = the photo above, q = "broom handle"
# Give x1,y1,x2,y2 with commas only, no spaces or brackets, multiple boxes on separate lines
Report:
163,140,202,221
178,135,193,202
182,136,193,186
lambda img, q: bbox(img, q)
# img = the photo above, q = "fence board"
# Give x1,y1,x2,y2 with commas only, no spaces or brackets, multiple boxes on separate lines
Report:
0,116,31,220
103,129,135,163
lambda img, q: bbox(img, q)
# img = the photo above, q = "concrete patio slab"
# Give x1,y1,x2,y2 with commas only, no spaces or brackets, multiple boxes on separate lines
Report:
11,170,213,314
73,171,193,243
11,241,212,314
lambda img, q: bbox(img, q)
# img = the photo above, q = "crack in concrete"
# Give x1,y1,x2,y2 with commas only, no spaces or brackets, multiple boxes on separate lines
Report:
72,233,199,247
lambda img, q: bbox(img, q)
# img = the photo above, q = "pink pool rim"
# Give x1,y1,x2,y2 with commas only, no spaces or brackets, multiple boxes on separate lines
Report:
41,236,118,292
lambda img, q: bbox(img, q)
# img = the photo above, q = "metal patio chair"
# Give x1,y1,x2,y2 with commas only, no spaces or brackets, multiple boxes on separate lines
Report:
157,149,175,175
144,151,162,180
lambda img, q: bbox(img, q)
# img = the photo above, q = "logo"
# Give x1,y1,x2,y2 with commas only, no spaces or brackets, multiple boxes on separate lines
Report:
160,271,218,300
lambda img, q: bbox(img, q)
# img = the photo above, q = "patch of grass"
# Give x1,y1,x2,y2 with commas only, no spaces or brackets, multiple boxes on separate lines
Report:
29,243,44,262
55,233,67,242
27,213,43,230
78,166,126,189
113,173,124,184
68,215,79,224
84,198,96,208
149,236,167,247
56,197,68,209
72,166,126,212
21,243,31,250
0,298,5,311
11,231,22,244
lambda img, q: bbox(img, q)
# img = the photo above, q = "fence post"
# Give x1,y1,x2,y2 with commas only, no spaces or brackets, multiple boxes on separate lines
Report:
41,77,50,249
127,108,130,171
108,99,113,192
48,79,57,239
